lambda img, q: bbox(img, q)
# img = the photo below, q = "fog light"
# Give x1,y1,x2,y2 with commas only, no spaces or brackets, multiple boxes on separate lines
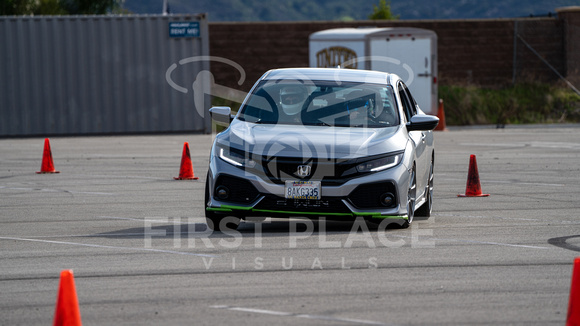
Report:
380,193,394,207
216,186,230,200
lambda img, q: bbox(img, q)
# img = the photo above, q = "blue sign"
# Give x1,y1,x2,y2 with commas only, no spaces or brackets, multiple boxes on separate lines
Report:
169,22,200,38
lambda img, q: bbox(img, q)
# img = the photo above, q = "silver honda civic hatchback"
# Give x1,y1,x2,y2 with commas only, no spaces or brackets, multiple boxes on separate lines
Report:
205,68,438,231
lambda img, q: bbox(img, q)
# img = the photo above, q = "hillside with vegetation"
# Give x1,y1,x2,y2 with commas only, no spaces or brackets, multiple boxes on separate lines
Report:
124,0,579,21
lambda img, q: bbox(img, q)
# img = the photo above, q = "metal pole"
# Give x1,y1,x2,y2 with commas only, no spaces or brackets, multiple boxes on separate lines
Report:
512,20,518,85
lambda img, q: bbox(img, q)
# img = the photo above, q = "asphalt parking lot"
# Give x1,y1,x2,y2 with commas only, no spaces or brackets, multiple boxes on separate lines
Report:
1,125,580,325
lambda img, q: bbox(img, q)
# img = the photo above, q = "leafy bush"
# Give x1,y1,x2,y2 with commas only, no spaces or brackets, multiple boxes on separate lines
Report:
439,83,580,125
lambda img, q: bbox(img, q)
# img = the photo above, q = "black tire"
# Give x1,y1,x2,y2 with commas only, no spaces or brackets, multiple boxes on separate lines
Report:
401,164,417,228
415,157,434,218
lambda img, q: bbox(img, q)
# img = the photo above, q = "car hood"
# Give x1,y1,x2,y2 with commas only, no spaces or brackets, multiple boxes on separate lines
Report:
216,121,407,159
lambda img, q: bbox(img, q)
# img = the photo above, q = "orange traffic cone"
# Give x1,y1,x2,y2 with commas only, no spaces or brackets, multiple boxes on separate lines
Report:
37,138,60,174
174,142,198,180
458,154,490,197
434,99,448,131
568,257,580,326
53,270,82,326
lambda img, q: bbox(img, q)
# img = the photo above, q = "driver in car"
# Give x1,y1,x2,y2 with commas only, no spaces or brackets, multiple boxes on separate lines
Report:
279,85,309,124
347,91,376,126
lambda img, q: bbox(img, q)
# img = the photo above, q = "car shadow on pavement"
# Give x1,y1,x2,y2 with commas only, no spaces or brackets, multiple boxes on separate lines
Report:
90,217,406,240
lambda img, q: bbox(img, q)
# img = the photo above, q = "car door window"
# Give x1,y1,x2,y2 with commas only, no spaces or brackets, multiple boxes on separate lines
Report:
404,85,419,115
398,82,414,122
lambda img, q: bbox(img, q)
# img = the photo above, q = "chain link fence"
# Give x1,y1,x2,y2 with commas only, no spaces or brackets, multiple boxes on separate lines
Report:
513,17,580,95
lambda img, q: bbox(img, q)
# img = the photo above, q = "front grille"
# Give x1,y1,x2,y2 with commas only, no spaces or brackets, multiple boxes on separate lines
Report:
348,181,398,209
248,155,361,186
214,174,260,204
254,195,351,214
266,156,316,181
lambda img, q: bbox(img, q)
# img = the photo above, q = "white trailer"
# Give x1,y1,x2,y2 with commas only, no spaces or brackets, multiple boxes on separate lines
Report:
309,27,438,114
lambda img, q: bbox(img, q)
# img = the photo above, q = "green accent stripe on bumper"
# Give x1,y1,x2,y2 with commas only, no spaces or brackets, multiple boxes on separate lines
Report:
207,206,407,220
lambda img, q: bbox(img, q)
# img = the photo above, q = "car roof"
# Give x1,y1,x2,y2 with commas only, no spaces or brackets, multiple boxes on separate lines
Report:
262,68,399,85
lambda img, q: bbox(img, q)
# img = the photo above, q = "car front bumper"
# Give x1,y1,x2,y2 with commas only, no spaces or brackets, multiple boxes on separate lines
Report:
206,154,412,223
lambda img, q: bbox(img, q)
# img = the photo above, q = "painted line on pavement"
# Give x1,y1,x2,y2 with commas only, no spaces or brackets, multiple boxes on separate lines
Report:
435,177,568,188
433,213,540,222
0,236,218,258
0,186,114,195
459,141,580,150
392,235,548,250
97,216,173,223
210,305,395,326
97,215,206,223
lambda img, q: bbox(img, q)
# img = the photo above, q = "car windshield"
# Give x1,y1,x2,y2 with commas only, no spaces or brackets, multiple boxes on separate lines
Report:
238,79,399,128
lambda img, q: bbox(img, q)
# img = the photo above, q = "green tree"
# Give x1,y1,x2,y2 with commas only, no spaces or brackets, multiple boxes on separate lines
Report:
369,0,399,20
0,0,121,15
59,0,119,15
1,0,35,15
35,0,68,15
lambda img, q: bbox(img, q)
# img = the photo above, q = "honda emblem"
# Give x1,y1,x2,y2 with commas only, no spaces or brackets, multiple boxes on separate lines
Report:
296,165,311,177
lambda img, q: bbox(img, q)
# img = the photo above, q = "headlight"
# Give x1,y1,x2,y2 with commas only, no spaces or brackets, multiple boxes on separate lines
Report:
218,146,256,168
356,153,403,173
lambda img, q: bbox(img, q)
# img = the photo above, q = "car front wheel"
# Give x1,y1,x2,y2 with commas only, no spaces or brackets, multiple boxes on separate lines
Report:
402,164,417,228
415,156,433,218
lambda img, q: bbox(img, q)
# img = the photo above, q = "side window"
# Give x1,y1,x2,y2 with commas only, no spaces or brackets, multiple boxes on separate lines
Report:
398,82,414,122
404,85,418,115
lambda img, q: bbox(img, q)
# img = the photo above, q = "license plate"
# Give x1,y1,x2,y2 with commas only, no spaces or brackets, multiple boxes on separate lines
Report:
285,181,321,200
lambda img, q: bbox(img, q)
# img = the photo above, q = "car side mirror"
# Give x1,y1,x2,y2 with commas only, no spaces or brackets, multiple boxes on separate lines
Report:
209,106,234,125
406,114,440,131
